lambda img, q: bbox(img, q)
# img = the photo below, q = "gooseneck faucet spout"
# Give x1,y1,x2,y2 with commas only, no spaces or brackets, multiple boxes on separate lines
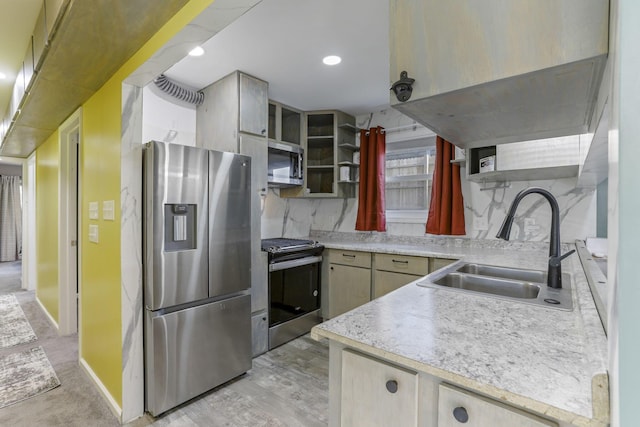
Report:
496,187,575,289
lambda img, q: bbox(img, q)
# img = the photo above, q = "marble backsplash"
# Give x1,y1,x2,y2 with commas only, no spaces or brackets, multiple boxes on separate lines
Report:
262,176,596,243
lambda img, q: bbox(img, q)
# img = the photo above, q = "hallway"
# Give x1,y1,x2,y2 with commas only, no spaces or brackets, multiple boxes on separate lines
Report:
0,261,120,426
0,262,330,426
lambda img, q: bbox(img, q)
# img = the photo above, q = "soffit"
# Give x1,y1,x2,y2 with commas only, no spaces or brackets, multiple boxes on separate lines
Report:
0,0,189,157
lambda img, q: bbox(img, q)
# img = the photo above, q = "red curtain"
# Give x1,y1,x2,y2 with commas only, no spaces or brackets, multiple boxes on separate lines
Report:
426,136,466,235
355,127,386,231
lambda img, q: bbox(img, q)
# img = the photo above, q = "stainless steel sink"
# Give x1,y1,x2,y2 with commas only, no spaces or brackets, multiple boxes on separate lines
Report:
418,262,573,310
456,263,546,283
433,273,540,299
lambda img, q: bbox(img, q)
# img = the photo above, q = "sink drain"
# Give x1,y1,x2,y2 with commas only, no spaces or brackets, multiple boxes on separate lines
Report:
544,298,561,305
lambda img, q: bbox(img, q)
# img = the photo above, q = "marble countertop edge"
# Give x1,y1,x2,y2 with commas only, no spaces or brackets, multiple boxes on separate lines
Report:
311,325,608,427
310,236,610,427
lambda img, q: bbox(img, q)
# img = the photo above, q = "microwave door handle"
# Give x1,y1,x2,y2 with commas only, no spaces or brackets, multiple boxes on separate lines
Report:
269,256,322,272
298,152,303,179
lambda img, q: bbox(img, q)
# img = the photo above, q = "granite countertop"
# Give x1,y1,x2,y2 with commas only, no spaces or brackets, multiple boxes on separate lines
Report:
310,232,609,427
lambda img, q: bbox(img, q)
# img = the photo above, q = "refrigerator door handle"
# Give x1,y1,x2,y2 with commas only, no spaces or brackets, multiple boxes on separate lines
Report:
269,256,323,272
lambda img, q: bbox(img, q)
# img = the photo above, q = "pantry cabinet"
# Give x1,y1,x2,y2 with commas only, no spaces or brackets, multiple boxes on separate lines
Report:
197,70,268,153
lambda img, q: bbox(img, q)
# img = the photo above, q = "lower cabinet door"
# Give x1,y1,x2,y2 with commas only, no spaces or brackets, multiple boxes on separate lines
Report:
341,350,418,427
373,270,422,298
329,264,371,318
438,383,558,427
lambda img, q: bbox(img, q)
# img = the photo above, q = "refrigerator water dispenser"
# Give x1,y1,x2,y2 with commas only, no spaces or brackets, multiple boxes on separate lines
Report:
164,204,196,251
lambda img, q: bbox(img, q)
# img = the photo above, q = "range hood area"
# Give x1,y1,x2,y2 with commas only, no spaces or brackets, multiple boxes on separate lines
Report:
389,0,610,149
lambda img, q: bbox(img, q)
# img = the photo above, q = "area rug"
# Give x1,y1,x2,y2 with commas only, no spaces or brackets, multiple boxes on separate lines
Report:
0,294,37,349
0,346,60,408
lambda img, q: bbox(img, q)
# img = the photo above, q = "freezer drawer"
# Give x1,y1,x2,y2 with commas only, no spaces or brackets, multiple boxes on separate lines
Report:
145,294,251,416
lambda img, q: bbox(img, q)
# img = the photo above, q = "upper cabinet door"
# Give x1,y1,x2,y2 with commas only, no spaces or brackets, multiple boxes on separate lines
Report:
239,73,268,137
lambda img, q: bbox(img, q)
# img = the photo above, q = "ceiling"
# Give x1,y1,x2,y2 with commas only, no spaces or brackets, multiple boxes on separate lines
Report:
164,0,391,117
0,0,391,162
0,0,42,123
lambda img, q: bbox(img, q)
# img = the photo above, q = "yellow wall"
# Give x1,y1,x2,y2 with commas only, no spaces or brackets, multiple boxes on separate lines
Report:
78,0,216,407
35,131,59,322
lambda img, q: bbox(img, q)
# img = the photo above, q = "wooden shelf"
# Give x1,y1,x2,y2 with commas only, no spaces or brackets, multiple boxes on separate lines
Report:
338,123,362,133
339,143,360,151
307,164,335,170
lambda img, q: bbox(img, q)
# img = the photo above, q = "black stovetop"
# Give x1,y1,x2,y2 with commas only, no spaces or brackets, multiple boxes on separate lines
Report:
260,238,323,256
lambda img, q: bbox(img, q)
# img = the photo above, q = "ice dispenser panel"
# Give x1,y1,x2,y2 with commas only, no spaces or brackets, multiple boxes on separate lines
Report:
164,204,197,251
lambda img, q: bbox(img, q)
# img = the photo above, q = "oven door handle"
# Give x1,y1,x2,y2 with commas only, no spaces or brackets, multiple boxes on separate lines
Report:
269,256,323,272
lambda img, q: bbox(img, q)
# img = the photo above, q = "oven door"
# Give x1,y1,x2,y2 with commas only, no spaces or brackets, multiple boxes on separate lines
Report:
268,256,321,327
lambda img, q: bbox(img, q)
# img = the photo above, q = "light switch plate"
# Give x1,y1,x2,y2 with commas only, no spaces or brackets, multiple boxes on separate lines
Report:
89,224,99,243
103,200,115,221
89,202,99,220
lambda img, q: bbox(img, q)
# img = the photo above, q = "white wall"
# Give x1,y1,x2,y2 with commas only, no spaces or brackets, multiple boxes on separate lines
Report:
262,108,597,243
608,0,640,425
141,84,197,146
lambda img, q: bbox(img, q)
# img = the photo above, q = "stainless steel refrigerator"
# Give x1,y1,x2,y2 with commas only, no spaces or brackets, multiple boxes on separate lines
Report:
143,140,252,416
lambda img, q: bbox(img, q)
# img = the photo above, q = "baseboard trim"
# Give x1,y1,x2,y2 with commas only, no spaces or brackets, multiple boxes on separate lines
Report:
79,358,123,422
35,296,59,332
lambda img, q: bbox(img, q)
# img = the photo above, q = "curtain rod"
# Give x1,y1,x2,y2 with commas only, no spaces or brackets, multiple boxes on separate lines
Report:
365,123,420,135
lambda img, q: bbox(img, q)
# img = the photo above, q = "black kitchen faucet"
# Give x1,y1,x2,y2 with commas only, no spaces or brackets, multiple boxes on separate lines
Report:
496,187,575,289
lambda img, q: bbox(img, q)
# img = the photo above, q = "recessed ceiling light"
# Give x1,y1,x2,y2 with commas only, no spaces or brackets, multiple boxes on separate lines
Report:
189,46,205,57
322,55,342,66
0,72,6,80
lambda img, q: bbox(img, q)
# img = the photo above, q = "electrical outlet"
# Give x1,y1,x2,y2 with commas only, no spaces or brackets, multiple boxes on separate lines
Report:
473,216,489,231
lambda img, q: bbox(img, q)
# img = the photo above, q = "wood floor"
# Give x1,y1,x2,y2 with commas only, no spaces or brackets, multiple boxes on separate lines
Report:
0,262,330,426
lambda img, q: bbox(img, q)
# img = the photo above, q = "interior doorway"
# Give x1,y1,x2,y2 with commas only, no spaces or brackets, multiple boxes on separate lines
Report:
58,109,81,335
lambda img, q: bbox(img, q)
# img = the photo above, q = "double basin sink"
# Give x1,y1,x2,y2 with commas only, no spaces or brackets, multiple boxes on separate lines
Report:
418,262,573,310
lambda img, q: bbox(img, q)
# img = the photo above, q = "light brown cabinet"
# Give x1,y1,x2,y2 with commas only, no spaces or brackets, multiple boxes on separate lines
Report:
438,384,557,427
341,350,418,427
429,257,457,272
373,253,428,298
323,249,459,318
326,250,372,319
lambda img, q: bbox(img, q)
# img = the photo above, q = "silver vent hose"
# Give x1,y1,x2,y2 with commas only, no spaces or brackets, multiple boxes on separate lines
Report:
153,74,204,106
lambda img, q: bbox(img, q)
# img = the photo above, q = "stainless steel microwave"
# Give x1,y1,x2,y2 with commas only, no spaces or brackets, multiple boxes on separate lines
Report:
267,141,303,187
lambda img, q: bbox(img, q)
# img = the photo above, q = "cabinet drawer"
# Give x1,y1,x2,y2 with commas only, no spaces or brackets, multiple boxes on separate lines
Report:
328,249,371,268
375,253,428,276
429,257,457,273
438,384,557,427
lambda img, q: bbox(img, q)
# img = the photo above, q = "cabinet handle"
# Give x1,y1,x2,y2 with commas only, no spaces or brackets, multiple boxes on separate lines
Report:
385,380,398,394
392,259,409,264
342,254,356,258
453,406,469,423
330,266,334,270
261,129,266,135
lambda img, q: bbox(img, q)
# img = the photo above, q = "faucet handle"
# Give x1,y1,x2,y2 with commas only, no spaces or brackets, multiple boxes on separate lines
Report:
549,249,576,267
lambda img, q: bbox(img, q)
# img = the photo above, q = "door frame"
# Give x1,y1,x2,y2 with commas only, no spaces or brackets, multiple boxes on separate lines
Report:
23,154,37,291
58,108,82,335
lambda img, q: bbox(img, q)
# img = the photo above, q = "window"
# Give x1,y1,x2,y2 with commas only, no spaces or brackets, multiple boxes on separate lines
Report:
385,145,435,222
